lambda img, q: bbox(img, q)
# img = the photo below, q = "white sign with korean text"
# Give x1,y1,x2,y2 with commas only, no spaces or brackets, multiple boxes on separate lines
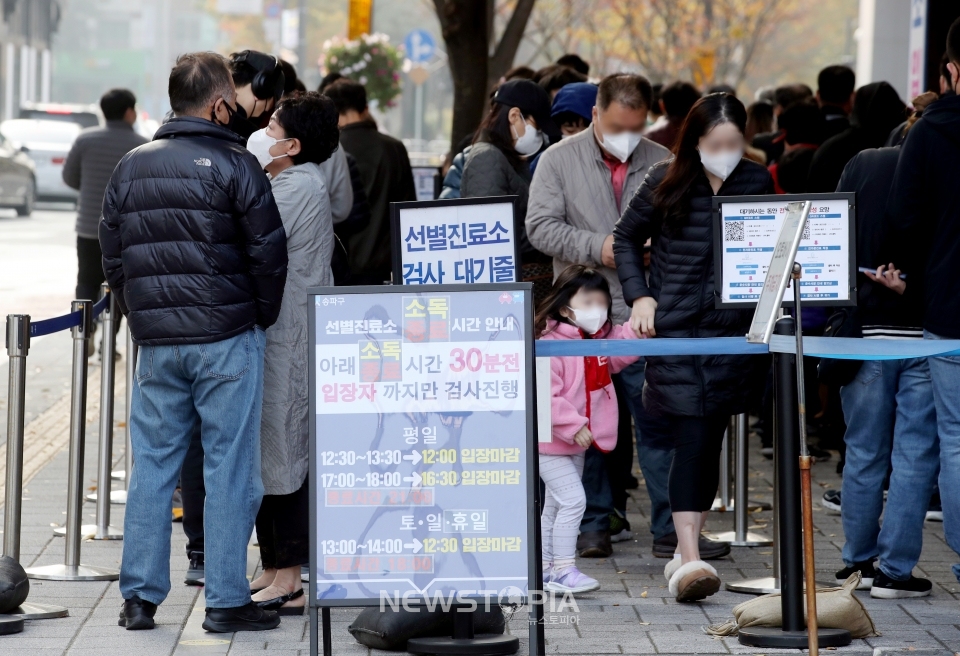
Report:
395,199,518,285
719,197,851,305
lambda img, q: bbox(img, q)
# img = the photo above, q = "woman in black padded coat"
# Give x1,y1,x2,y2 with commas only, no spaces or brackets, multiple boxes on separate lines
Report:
613,93,773,602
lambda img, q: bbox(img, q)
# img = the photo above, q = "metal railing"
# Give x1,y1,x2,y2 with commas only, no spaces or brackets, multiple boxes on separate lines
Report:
3,287,132,619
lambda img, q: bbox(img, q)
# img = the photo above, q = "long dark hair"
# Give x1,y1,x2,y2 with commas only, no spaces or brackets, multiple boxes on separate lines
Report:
535,265,611,337
473,101,525,171
653,93,747,232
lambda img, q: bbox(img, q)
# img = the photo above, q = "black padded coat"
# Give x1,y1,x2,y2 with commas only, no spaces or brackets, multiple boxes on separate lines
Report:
100,117,288,346
612,158,773,417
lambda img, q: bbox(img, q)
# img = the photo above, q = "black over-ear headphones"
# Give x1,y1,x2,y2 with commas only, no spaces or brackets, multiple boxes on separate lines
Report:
232,50,285,102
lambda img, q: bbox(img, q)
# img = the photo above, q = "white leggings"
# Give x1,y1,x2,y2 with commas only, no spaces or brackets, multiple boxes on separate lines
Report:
539,452,586,571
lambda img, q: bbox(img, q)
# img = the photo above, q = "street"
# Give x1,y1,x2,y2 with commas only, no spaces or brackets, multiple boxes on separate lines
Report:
0,204,80,321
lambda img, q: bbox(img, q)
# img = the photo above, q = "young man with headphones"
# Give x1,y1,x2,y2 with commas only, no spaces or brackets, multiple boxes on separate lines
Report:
226,50,286,140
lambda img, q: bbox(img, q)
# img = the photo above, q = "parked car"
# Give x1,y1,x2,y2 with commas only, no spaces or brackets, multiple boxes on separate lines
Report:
0,130,36,216
19,102,101,129
0,119,80,201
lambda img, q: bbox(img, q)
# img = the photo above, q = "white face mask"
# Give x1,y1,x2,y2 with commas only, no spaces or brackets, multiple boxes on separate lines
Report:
599,130,643,163
567,306,607,335
698,148,743,181
512,119,543,157
247,128,293,169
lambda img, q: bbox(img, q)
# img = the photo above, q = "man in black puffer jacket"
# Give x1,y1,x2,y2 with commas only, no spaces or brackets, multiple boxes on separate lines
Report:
100,52,287,634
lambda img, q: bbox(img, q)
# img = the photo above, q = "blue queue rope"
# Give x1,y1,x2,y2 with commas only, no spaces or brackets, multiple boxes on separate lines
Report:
92,293,110,319
534,334,960,361
28,293,111,338
30,311,82,338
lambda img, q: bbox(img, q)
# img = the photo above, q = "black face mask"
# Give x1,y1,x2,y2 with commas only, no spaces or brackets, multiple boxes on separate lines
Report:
213,99,259,140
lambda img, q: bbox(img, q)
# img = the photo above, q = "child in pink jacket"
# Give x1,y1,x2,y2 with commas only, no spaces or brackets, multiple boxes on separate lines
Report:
536,265,641,594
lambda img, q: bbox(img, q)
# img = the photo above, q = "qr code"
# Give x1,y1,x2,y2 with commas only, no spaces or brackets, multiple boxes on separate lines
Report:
801,220,811,240
724,221,744,242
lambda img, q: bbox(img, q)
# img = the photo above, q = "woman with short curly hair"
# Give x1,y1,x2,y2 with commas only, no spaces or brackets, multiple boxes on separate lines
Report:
245,91,341,614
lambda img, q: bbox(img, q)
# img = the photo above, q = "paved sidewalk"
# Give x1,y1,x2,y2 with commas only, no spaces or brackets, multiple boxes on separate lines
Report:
1,340,960,654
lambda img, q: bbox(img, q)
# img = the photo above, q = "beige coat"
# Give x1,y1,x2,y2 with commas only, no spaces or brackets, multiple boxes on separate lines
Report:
526,128,669,323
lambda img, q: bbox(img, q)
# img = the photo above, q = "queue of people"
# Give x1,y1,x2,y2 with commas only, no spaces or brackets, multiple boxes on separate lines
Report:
63,22,960,633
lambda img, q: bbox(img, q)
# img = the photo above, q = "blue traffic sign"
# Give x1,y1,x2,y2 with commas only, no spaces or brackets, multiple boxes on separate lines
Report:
404,29,435,64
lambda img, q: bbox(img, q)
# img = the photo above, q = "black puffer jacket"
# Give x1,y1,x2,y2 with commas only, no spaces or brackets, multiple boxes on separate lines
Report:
613,158,773,417
100,117,288,346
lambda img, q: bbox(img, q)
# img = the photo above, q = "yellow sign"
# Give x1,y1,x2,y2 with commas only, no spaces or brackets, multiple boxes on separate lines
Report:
692,47,715,87
348,0,373,40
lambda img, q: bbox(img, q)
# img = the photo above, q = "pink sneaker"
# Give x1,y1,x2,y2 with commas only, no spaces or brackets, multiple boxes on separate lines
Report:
545,566,599,594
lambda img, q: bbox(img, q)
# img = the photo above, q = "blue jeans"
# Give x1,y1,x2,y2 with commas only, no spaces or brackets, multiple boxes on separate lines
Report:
839,357,938,580
121,329,265,608
617,360,675,540
925,331,960,582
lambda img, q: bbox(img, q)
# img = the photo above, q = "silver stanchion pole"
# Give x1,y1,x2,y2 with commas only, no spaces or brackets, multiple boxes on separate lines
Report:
110,323,136,485
710,423,733,511
707,414,773,547
3,315,69,619
121,327,136,492
80,283,127,508
3,315,29,562
90,286,122,539
27,300,119,581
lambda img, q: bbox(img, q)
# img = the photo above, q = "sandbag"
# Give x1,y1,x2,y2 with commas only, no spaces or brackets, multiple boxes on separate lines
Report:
705,573,877,639
0,556,29,613
349,604,506,651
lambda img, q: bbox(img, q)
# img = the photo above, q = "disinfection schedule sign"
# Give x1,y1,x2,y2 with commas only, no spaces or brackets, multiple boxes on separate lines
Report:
713,192,856,308
307,283,536,607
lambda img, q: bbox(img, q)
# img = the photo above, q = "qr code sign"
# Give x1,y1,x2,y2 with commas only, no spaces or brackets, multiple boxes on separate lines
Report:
724,220,745,242
801,220,811,240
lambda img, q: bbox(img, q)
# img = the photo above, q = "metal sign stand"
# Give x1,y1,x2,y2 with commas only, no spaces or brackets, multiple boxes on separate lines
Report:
737,202,849,650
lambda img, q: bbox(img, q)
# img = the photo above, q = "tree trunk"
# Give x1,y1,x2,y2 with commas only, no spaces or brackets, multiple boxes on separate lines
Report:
435,0,490,149
434,0,537,150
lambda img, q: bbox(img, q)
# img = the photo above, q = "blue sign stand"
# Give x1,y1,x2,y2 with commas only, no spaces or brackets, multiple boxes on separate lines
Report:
307,283,543,656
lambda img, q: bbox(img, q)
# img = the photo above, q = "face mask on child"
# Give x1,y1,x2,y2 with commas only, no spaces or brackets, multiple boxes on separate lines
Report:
567,306,607,335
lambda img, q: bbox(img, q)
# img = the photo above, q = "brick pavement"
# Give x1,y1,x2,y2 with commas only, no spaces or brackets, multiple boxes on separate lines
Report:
1,340,959,654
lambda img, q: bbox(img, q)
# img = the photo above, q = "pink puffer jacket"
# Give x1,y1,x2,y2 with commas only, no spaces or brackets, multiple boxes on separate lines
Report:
539,319,641,455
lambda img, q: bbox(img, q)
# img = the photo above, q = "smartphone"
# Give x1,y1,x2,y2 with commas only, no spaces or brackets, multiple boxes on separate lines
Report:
858,266,906,280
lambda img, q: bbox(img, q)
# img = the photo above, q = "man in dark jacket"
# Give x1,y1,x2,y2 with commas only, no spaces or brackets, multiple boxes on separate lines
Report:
806,82,905,193
816,65,855,142
833,144,937,599
324,78,415,284
63,88,147,309
100,52,287,634
887,18,960,577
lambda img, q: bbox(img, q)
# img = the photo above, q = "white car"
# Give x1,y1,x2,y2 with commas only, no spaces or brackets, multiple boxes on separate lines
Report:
0,119,81,200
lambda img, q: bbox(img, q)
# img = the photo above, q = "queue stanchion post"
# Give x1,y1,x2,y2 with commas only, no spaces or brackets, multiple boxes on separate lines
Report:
90,286,122,539
2,315,68,621
706,413,772,547
710,424,733,511
737,312,849,648
121,327,137,493
3,315,29,562
27,300,119,582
